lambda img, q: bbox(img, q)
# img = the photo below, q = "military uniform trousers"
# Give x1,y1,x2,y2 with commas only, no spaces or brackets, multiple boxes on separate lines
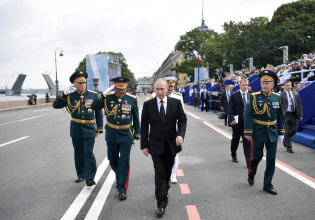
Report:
72,137,97,183
151,142,175,209
248,140,277,189
107,141,132,194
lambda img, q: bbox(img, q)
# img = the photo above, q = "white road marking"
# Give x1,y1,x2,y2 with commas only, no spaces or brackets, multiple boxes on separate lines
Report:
0,136,29,148
84,170,116,220
186,110,315,190
60,157,110,220
33,108,50,112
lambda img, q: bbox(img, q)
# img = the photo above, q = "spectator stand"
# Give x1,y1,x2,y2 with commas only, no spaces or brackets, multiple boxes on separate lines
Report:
292,80,315,149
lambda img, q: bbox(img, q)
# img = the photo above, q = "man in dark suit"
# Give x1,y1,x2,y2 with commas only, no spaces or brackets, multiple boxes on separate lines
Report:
193,88,199,108
220,84,232,126
200,85,210,112
141,78,187,218
280,80,303,153
228,78,251,166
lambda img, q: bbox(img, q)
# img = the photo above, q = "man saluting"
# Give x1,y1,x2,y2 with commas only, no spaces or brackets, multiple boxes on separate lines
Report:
53,71,103,186
91,77,140,201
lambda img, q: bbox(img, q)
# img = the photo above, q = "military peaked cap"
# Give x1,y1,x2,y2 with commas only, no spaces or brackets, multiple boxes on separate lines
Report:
110,76,130,89
70,71,88,83
258,70,278,84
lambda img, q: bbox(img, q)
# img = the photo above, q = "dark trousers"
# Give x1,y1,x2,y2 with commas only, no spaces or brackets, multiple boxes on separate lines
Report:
72,137,96,183
194,97,198,108
248,140,277,189
201,100,208,112
107,142,132,193
151,142,175,209
231,124,251,165
283,112,297,149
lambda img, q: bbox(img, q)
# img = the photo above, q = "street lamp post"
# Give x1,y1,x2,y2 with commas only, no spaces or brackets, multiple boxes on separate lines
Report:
55,47,63,96
190,31,201,84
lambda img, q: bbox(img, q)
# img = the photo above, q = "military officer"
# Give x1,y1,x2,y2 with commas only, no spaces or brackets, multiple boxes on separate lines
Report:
53,71,103,186
91,77,140,201
244,70,284,195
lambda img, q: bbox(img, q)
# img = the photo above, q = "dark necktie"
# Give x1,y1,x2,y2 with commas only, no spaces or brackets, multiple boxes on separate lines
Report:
289,92,295,111
160,100,165,123
227,92,230,102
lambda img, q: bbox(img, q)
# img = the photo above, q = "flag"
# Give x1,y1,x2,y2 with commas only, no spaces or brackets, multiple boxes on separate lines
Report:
193,50,203,61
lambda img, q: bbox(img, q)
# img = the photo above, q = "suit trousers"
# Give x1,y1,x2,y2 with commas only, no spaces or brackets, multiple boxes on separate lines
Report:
72,137,96,183
107,141,132,193
151,142,175,209
283,112,297,148
230,124,251,165
201,100,208,111
248,140,277,189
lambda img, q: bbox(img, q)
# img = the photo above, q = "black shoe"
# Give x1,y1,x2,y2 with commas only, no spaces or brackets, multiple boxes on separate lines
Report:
263,187,277,195
119,192,127,200
232,156,238,163
75,177,85,183
86,179,95,186
248,177,254,185
287,148,294,153
156,207,165,218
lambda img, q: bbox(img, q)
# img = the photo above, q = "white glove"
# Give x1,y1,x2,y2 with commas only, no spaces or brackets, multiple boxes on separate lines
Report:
103,85,115,96
64,85,75,95
278,135,284,142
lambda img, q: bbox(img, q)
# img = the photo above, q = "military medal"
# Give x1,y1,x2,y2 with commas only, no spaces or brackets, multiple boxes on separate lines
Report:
88,109,92,113
127,115,130,120
259,103,262,107
118,99,122,102
122,114,126,119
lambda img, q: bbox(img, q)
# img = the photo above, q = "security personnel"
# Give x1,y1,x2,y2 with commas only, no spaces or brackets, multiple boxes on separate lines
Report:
91,77,140,201
244,70,284,195
53,71,103,186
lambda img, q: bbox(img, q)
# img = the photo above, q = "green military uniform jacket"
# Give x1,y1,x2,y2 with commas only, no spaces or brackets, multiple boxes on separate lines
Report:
91,92,140,144
53,90,103,139
244,91,285,142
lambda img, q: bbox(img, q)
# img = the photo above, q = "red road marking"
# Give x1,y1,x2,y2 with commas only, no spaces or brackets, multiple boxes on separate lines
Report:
180,184,191,194
186,205,201,220
187,109,315,183
177,169,184,176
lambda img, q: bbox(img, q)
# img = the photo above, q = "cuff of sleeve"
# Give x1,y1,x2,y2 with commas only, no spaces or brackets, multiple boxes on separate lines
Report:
279,129,285,135
244,129,253,136
97,128,103,133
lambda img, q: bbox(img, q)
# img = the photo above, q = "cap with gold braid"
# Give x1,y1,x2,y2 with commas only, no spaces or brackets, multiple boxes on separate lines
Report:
163,76,177,86
70,71,88,83
110,77,130,89
258,70,278,85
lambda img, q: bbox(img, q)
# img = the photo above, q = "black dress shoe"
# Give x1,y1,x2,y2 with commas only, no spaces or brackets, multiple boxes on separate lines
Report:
119,192,127,200
86,179,96,186
263,187,277,195
287,148,294,153
248,177,254,185
232,157,238,163
156,207,165,217
75,177,85,183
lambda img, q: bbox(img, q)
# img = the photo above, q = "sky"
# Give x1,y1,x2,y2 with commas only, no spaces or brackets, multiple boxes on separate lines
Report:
0,0,295,89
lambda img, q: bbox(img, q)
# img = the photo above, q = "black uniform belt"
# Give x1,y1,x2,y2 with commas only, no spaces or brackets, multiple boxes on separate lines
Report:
253,119,277,126
72,118,95,124
106,122,131,129
286,111,296,114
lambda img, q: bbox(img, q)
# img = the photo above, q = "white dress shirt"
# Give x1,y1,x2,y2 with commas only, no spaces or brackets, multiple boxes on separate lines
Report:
157,96,167,114
285,91,295,112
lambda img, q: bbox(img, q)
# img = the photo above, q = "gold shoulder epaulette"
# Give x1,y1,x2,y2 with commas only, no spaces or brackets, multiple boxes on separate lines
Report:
173,91,182,96
272,92,280,96
126,93,136,99
252,92,260,95
88,90,97,94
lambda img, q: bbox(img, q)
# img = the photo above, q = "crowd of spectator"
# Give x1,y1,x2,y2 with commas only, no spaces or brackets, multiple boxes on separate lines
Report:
183,51,315,93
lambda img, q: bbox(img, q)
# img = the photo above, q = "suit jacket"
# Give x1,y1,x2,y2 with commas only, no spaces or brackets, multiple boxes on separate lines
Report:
200,91,210,102
141,96,187,156
220,91,232,112
228,91,251,127
280,91,303,119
